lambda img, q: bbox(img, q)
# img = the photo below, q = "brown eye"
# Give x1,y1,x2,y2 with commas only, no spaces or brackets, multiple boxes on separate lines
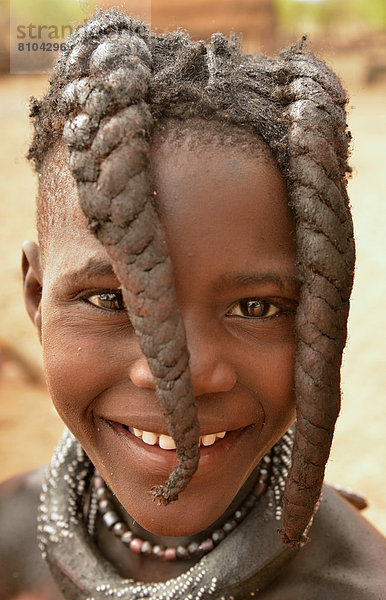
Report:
87,292,125,311
229,299,279,318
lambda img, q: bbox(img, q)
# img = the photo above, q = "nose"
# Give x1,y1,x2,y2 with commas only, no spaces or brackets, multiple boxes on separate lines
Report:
128,327,236,397
128,356,155,389
188,344,237,396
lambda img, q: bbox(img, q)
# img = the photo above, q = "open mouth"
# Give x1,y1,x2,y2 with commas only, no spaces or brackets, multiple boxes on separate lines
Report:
124,426,227,450
104,419,255,478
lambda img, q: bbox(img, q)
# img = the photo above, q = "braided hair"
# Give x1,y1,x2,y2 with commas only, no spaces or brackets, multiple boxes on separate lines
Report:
28,9,355,549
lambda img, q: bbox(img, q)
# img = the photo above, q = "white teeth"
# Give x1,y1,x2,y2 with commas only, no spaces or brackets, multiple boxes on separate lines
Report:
127,426,227,449
142,431,158,446
159,434,176,450
201,434,216,446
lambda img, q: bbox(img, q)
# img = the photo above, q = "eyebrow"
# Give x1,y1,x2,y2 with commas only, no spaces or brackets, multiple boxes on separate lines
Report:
60,257,117,287
58,261,297,295
213,271,298,293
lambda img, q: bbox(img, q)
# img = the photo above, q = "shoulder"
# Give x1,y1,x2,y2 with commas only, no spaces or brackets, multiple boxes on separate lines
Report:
0,468,64,600
264,484,386,599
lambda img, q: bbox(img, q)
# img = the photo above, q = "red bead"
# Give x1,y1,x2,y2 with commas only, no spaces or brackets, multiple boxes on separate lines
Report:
129,538,143,554
164,547,177,561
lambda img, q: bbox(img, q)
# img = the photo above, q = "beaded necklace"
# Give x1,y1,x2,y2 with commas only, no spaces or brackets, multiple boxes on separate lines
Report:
87,450,272,562
38,428,299,599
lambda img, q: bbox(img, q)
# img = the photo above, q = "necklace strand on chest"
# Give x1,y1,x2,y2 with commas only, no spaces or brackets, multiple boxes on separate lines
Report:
87,450,273,562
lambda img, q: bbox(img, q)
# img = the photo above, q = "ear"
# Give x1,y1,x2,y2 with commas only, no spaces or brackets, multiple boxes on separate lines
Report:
22,241,43,343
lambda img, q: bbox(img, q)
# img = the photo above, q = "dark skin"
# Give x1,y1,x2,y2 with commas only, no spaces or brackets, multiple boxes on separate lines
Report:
28,138,299,545
1,471,384,600
0,136,385,598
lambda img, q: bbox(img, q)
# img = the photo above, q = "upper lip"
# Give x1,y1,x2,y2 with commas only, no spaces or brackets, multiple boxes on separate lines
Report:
95,387,261,437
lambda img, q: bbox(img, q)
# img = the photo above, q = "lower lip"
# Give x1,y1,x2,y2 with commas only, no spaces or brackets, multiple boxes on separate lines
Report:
105,421,248,478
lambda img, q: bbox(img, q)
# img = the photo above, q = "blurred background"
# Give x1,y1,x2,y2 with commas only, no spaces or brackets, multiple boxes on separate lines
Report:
0,0,385,534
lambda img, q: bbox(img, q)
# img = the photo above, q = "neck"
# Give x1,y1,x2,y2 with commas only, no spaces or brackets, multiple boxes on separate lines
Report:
39,429,295,594
93,463,263,582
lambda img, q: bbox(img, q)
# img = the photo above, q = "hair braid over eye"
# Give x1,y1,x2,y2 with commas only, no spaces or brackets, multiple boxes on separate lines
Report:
28,10,355,546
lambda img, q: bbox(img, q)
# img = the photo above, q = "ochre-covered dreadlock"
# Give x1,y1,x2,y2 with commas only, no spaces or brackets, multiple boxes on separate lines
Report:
28,9,355,548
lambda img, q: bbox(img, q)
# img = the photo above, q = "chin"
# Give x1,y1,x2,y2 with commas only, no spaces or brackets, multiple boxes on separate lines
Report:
131,490,229,538
84,416,269,539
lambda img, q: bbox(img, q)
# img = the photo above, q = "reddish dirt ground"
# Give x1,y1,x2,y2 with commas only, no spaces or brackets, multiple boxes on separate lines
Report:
0,51,385,535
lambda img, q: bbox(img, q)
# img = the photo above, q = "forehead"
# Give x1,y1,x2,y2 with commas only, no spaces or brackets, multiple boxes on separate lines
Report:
39,145,106,280
40,126,292,281
150,130,282,211
149,134,294,282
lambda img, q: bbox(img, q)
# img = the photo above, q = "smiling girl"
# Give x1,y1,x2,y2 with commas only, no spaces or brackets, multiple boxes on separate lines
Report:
0,8,385,600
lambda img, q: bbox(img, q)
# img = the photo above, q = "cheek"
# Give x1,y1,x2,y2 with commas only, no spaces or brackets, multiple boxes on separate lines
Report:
263,344,296,426
41,315,129,432
42,335,101,429
242,335,296,440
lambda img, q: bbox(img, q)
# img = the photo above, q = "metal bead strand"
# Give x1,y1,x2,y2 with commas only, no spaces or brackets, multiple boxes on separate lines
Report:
90,452,274,562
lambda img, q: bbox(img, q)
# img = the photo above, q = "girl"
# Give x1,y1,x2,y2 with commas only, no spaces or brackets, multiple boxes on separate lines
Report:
1,8,384,599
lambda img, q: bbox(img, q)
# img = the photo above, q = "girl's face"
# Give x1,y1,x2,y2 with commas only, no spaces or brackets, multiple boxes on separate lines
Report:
28,134,298,537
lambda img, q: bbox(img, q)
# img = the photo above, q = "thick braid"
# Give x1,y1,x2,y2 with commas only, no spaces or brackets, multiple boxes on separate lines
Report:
275,47,355,547
57,11,200,504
